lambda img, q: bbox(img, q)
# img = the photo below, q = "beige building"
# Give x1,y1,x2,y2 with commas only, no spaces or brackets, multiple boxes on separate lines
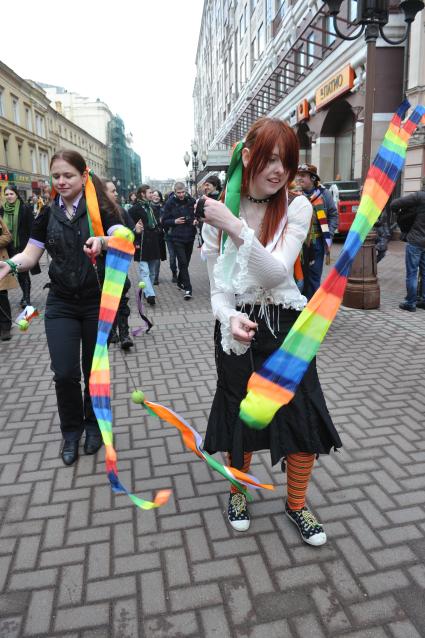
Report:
0,61,107,201
404,13,425,193
194,1,415,186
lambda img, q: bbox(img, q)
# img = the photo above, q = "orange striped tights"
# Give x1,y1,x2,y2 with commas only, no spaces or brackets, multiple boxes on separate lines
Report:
228,451,315,509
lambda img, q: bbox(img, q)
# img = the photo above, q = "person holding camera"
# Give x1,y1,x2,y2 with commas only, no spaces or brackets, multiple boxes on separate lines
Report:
162,182,196,300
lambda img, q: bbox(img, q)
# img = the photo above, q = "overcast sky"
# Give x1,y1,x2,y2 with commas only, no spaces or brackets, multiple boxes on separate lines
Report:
1,0,203,180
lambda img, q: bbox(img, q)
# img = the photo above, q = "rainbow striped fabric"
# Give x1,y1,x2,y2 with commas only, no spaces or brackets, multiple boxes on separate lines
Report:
240,100,425,430
89,228,171,510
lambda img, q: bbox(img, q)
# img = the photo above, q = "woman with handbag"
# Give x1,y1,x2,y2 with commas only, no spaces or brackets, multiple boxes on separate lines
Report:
0,185,37,308
0,216,18,341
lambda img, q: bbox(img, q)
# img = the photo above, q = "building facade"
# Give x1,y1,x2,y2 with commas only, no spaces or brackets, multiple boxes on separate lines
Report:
404,12,425,193
43,85,142,198
194,1,412,186
0,61,107,200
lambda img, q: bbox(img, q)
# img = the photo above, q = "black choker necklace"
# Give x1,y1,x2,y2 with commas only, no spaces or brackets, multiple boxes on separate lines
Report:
247,194,271,204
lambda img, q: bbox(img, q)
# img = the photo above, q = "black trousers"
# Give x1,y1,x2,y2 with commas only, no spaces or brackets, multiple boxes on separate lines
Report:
0,291,11,329
44,291,100,441
173,240,194,293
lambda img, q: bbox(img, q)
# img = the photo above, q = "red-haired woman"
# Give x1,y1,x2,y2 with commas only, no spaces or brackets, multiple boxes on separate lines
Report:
0,150,124,467
201,118,341,545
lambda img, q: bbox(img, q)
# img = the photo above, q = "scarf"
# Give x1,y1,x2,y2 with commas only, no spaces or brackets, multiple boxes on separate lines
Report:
142,201,157,230
308,188,332,248
3,199,20,248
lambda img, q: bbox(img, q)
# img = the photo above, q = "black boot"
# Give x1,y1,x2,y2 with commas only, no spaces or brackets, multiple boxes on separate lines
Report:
19,274,31,308
118,315,134,350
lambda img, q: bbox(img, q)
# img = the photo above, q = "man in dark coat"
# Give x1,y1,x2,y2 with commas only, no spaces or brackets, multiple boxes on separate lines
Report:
390,187,425,311
162,182,196,299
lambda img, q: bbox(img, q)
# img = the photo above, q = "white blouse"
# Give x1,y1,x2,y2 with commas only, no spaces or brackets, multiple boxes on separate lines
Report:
201,194,313,355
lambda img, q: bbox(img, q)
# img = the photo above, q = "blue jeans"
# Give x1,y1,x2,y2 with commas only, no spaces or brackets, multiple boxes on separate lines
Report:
305,238,325,300
139,261,156,298
165,237,177,276
405,242,425,306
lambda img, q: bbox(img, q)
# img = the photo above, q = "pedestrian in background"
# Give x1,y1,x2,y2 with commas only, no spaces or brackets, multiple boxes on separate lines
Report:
0,216,17,341
104,180,134,349
390,186,425,311
128,185,161,306
0,185,37,308
295,165,338,299
201,117,340,544
203,175,222,200
151,190,167,284
162,182,196,300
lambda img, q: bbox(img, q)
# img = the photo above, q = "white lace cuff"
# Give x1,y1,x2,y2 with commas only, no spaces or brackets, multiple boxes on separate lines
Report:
213,220,256,295
219,309,251,355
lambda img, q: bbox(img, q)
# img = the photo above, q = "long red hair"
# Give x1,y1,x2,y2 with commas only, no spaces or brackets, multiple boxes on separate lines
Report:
241,118,299,245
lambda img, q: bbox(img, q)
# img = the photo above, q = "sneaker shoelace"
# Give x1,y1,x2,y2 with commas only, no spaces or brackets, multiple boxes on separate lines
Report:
230,493,247,518
300,509,321,530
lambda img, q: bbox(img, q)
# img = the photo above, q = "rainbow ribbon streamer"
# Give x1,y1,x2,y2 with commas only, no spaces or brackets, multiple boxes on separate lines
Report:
89,228,171,510
240,100,425,430
135,396,274,502
90,229,273,510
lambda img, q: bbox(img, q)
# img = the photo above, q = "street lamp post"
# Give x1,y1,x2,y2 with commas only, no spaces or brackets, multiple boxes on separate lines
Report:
183,142,207,196
324,0,424,309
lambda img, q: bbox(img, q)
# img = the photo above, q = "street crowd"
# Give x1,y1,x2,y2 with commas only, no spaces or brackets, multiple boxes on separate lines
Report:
0,129,424,545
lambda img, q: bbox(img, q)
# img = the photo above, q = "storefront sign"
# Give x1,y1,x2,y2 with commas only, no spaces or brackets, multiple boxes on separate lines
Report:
14,173,32,184
297,99,310,122
315,65,355,110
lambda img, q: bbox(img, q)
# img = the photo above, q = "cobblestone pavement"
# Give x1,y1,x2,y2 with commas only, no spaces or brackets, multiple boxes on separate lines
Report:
0,239,424,638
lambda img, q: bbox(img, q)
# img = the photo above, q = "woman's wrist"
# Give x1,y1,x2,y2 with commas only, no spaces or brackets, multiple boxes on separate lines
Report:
4,259,19,276
224,217,244,238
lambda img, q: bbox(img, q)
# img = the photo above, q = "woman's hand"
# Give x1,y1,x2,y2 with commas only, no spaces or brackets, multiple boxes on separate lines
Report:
135,220,144,233
230,315,258,344
203,198,243,235
84,237,103,260
0,261,12,281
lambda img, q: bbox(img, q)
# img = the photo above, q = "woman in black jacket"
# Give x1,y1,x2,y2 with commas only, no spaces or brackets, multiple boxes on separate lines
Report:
0,185,36,307
128,185,161,305
151,189,167,284
0,150,125,467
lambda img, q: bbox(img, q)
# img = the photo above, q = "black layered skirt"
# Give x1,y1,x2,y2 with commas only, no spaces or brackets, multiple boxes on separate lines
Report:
204,306,342,470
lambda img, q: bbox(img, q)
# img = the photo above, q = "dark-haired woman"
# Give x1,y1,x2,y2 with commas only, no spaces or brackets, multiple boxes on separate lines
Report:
0,150,125,466
201,118,341,544
128,185,161,305
151,190,166,284
0,185,36,307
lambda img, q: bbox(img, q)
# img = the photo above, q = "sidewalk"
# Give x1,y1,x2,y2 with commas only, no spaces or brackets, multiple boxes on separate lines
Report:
0,239,424,638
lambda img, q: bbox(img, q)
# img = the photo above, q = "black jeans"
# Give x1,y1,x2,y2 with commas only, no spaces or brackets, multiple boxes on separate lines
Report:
44,291,100,442
0,291,11,329
173,240,194,293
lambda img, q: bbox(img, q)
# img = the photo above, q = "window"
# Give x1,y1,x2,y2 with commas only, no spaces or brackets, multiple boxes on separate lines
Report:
0,88,4,117
348,0,357,22
12,98,20,125
30,148,37,173
17,143,22,168
239,15,244,41
240,61,245,89
25,107,32,131
244,4,247,31
258,23,265,56
326,15,336,46
3,139,8,164
307,32,315,67
251,36,257,67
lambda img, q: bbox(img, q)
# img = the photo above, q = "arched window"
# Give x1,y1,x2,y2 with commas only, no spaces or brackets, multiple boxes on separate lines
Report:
321,99,355,180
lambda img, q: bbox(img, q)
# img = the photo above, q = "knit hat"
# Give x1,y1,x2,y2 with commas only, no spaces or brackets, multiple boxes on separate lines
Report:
297,163,320,181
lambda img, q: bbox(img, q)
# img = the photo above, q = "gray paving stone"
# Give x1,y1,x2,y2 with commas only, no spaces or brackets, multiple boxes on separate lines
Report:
23,588,54,635
54,603,110,632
